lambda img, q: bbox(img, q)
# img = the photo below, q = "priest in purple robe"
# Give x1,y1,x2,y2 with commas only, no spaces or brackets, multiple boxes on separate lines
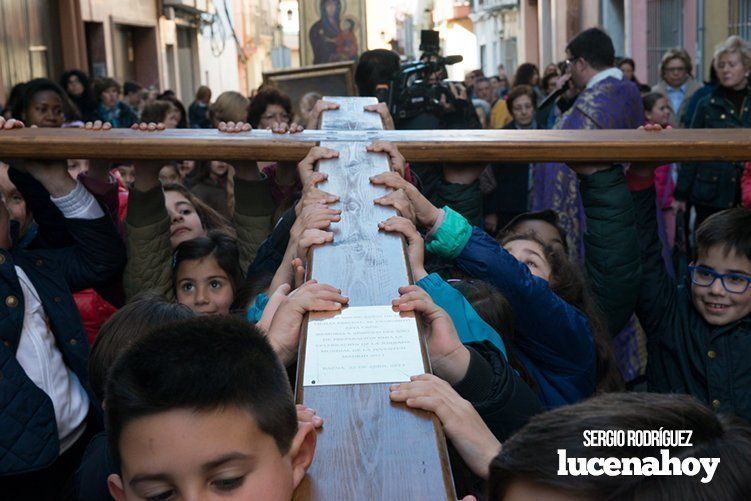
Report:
530,27,645,383
532,28,643,259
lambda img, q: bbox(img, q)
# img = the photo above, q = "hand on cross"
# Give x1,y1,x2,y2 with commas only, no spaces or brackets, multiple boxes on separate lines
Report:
371,171,441,229
269,203,340,294
306,100,340,130
291,203,341,245
364,102,395,130
378,216,426,281
296,228,334,265
127,122,168,191
373,188,416,224
296,404,324,429
0,117,25,130
131,121,166,132
297,146,339,186
80,121,114,180
218,120,251,133
84,120,112,131
266,280,349,365
390,374,500,480
217,121,264,180
297,171,340,216
391,285,470,385
267,121,304,134
0,119,75,195
630,123,674,175
0,118,26,168
256,283,292,333
366,141,406,177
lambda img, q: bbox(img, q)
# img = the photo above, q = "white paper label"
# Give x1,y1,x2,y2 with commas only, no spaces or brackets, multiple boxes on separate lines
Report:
303,305,425,386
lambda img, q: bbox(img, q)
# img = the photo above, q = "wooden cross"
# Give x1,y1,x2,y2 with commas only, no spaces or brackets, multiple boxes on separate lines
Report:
293,97,454,499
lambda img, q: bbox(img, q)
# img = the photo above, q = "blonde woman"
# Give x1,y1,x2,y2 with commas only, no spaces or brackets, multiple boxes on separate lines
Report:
208,90,250,126
675,35,751,224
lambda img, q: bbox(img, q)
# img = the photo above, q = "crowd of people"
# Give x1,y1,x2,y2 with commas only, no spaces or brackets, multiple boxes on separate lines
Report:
467,37,751,235
0,25,750,500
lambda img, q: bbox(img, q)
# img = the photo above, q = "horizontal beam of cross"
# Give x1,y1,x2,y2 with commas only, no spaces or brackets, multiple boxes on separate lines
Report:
0,128,748,162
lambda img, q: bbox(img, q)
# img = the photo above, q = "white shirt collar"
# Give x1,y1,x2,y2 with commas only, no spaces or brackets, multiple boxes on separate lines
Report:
586,67,623,89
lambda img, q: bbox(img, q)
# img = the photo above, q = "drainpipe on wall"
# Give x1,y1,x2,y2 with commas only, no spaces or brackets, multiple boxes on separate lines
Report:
696,0,705,80
624,0,632,58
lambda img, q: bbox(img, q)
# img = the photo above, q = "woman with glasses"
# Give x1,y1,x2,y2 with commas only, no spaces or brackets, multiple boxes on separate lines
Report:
651,47,704,127
484,86,540,235
674,36,751,226
248,88,302,214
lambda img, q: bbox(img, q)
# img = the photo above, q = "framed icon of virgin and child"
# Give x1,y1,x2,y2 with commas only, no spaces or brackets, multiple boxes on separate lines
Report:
300,0,367,66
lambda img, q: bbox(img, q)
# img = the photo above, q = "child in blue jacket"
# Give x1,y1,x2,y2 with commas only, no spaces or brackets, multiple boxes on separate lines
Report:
372,170,623,408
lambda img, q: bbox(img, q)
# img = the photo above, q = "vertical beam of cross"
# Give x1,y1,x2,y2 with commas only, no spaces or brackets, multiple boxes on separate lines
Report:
293,97,455,500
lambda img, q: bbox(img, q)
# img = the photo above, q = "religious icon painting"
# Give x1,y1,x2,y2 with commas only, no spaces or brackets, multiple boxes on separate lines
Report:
299,0,367,66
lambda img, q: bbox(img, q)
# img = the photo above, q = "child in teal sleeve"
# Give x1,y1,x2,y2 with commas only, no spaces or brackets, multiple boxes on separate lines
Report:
378,215,507,357
373,171,612,408
247,292,270,323
417,272,507,358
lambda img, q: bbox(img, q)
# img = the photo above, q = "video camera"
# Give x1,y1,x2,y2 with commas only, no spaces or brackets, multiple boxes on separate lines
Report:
375,30,465,128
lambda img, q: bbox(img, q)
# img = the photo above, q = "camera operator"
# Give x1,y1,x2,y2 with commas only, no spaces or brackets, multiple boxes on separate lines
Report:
354,45,487,234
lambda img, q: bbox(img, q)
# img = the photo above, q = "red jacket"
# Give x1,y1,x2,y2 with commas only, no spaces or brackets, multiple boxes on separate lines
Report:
73,173,128,343
74,290,119,345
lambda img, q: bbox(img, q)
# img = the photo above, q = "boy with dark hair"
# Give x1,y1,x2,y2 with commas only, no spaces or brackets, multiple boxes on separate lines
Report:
105,315,317,500
122,81,143,118
392,373,751,499
628,165,751,421
488,392,751,500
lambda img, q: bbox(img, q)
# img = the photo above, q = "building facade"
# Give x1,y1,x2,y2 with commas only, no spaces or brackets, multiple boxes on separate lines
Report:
469,0,601,78
0,0,290,109
605,0,748,87
407,1,479,80
0,0,68,104
626,0,698,86
471,0,519,76
467,0,750,88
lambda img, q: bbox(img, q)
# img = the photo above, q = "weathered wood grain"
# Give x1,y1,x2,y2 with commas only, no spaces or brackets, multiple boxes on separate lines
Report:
0,127,749,162
319,96,383,131
310,141,408,306
294,99,455,500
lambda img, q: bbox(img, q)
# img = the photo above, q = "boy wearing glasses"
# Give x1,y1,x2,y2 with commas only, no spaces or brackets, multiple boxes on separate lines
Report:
628,168,751,421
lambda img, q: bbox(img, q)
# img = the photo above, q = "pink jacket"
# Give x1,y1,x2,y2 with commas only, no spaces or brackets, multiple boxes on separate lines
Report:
654,164,675,209
742,162,751,209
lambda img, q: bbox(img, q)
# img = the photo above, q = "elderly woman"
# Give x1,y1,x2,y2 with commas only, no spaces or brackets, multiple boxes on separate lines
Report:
674,35,751,225
482,85,541,234
247,88,301,211
651,48,704,127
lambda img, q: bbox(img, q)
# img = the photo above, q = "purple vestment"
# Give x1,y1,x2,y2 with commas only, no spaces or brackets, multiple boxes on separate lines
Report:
531,76,645,381
532,76,643,259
